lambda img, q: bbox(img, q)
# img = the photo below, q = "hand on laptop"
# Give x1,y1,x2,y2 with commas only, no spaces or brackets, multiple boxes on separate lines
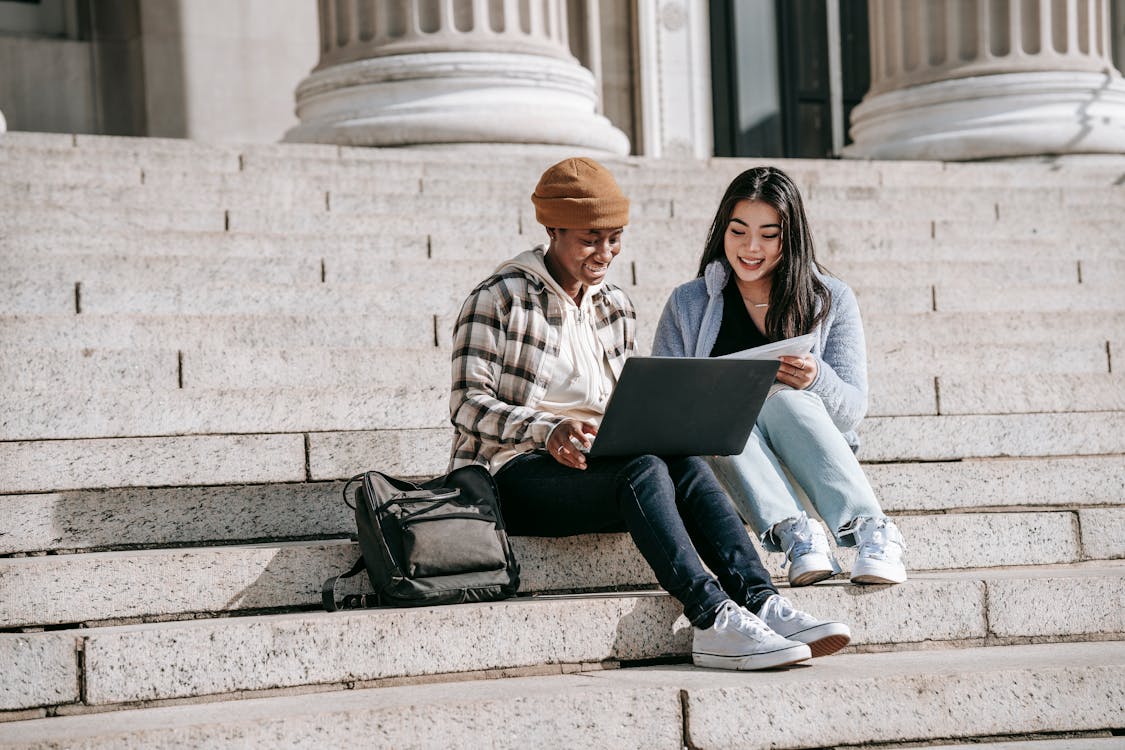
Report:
776,354,817,390
547,419,599,470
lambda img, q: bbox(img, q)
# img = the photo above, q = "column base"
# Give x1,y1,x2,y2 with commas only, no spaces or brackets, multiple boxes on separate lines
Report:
0,108,6,134
844,71,1125,161
285,51,629,156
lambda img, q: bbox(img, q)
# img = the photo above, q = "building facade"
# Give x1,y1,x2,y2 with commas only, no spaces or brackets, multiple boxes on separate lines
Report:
2,0,1124,160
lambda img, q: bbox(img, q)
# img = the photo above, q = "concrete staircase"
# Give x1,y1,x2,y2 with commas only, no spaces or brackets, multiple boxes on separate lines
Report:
0,132,1122,748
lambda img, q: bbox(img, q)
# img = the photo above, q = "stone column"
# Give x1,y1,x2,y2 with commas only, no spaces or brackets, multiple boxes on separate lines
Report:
0,107,6,133
284,0,629,154
635,0,713,158
845,0,1125,160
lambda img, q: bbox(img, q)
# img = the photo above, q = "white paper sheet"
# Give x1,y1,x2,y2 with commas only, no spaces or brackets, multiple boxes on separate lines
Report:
718,331,817,361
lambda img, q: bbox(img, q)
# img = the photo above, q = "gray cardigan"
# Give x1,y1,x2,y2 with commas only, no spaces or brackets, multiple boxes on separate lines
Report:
652,259,868,449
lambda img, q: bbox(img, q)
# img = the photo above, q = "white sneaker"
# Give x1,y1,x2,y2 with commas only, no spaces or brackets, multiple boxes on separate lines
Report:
692,600,811,670
849,517,907,584
771,514,840,586
756,593,851,658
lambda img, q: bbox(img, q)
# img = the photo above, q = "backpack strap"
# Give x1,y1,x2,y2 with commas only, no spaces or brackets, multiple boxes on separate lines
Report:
321,556,372,612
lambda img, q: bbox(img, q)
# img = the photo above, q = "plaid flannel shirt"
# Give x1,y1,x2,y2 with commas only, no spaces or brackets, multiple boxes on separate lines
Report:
449,260,636,470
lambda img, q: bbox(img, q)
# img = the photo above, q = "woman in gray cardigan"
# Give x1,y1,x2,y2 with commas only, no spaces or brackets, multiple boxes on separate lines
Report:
653,166,907,586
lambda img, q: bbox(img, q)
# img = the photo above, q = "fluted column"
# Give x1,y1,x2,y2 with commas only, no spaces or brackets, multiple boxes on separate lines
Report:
845,0,1125,159
285,0,629,154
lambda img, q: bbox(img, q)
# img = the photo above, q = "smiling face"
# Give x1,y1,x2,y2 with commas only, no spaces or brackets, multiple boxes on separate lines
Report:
724,199,783,298
544,227,624,299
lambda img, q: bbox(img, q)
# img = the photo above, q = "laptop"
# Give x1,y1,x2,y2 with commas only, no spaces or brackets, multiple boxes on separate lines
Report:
585,356,780,458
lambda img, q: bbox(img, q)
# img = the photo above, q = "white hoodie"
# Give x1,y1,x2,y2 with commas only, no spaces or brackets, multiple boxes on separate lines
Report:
489,248,616,471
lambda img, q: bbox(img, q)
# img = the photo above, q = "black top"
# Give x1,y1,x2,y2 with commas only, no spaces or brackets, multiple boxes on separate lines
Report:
710,280,771,357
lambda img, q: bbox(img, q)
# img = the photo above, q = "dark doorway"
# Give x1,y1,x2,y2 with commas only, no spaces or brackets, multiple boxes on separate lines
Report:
711,0,870,158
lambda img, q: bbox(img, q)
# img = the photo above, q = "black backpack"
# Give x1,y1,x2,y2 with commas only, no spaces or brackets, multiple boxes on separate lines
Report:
322,465,520,610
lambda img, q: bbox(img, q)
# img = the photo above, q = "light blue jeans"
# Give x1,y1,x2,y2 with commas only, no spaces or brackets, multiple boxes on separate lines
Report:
706,387,884,552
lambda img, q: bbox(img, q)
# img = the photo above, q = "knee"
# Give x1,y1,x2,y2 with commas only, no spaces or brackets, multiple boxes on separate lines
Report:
619,454,670,487
760,388,827,425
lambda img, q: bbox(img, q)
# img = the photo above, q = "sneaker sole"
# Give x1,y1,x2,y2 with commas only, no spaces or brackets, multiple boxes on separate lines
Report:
692,643,812,671
850,559,907,585
781,623,852,658
806,633,851,658
789,568,836,587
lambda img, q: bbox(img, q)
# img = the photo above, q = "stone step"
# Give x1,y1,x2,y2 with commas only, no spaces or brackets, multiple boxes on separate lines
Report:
666,192,1121,223
5,369,1121,442
5,340,1102,399
0,517,1111,629
0,181,328,213
0,314,437,351
8,250,1124,293
1,567,1121,712
5,175,1122,242
1,307,1119,362
6,202,1118,248
629,283,1124,319
3,456,1120,556
295,412,1125,483
909,741,1123,750
0,642,1119,748
10,337,1104,399
0,229,431,260
936,373,1125,414
0,433,309,494
5,412,1123,496
6,310,1116,359
935,285,1125,313
1,206,226,233
3,279,955,319
867,340,1113,375
0,385,448,441
4,226,1121,266
7,275,1121,320
857,411,1125,462
10,132,1122,184
0,254,326,288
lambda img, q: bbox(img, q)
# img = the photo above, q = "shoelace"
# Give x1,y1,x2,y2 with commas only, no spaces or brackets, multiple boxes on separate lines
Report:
763,595,800,623
779,524,814,571
858,520,906,560
715,601,771,638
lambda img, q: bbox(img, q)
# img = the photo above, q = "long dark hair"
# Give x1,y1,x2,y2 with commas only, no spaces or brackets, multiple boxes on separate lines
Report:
696,166,831,341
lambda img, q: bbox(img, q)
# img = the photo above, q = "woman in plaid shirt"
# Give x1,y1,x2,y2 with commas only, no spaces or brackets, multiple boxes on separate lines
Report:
449,158,851,671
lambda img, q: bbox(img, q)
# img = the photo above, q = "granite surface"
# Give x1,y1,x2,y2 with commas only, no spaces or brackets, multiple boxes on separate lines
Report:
0,385,447,440
5,348,178,392
937,284,1122,313
3,252,321,286
866,455,1125,512
0,434,305,493
0,675,681,750
181,347,448,389
0,541,359,627
858,412,1125,462
79,595,688,704
0,634,78,710
0,313,434,350
607,642,1125,749
3,206,224,233
1079,508,1125,560
987,574,1125,637
0,482,349,555
939,373,1125,414
308,428,450,480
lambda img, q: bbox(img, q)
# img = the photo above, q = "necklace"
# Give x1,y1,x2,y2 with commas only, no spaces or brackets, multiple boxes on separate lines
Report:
742,297,769,308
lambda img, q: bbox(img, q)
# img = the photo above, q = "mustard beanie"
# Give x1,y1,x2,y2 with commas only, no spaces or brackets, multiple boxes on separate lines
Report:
531,157,630,229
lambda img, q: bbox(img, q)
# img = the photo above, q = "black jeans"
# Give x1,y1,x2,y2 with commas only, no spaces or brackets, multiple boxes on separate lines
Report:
495,452,777,626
